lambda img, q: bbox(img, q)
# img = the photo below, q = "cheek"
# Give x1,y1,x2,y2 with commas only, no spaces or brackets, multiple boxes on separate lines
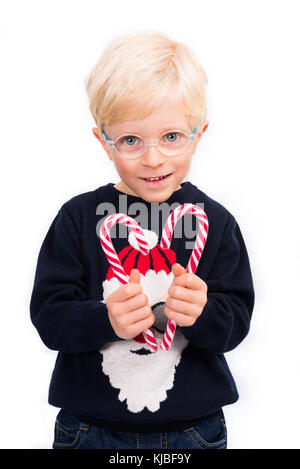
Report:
114,159,138,177
174,154,192,173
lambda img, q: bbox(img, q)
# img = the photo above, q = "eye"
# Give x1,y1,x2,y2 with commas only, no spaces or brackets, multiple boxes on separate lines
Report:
164,132,179,143
121,136,138,146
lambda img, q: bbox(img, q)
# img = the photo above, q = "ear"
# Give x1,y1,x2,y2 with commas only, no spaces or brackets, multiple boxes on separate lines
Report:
92,127,113,161
202,121,209,134
191,121,209,154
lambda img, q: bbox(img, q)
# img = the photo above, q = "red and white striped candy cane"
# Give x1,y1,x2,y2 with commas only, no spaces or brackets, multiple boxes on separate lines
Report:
159,204,209,351
100,213,158,352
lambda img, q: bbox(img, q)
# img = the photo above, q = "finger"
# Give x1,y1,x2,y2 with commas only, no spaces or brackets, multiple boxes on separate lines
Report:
174,272,206,290
121,305,153,326
110,282,142,303
127,314,155,338
168,285,200,304
170,263,186,288
121,291,148,313
129,268,140,284
165,296,199,316
172,263,186,277
164,305,195,327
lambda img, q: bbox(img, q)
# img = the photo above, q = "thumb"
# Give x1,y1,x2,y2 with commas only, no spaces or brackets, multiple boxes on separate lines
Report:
129,268,140,284
172,263,186,277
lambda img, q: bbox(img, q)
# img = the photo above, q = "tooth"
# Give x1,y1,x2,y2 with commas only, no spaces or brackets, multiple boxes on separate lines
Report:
144,175,167,181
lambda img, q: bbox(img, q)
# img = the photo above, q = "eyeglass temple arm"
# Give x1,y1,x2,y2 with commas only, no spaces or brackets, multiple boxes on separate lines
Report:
102,131,113,144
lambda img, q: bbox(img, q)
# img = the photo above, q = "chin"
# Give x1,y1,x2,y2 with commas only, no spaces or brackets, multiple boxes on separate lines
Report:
139,190,172,203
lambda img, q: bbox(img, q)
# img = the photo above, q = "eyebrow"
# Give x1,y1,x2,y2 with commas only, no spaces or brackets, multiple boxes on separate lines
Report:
160,127,187,133
117,127,188,136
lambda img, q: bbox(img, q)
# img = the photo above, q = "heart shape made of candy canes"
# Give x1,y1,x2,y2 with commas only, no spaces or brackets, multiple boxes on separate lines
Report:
100,204,208,352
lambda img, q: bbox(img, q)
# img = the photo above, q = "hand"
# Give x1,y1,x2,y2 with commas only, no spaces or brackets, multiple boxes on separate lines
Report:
164,263,207,327
106,269,155,340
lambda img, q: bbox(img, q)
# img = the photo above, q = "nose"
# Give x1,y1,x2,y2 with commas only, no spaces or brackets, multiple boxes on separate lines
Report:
140,145,166,168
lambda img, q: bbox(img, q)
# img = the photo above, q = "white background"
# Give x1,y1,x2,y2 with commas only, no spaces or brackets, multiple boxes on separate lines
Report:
1,0,299,449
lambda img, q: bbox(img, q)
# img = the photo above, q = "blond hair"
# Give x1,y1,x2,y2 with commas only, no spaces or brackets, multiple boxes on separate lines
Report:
85,31,208,133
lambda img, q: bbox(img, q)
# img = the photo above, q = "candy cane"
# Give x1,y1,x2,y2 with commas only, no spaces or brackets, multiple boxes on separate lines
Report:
159,204,209,351
100,213,158,352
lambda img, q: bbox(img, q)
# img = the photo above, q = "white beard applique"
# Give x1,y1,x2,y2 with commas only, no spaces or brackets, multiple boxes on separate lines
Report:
100,306,188,413
99,229,188,414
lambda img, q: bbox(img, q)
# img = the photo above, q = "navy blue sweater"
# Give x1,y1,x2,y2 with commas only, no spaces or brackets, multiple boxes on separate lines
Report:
30,182,255,432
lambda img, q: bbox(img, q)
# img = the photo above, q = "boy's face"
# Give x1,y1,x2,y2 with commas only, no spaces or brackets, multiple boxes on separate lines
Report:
93,93,204,203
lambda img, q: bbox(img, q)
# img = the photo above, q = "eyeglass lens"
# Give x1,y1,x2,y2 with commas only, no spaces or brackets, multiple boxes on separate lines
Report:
114,131,191,158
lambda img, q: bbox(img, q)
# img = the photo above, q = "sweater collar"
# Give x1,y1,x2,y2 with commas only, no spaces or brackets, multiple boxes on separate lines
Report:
105,181,192,206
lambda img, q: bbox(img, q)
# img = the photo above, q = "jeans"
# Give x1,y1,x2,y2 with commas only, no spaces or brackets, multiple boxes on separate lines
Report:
52,408,227,449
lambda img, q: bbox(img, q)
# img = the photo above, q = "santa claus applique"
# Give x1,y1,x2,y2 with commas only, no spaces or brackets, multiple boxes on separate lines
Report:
99,229,189,414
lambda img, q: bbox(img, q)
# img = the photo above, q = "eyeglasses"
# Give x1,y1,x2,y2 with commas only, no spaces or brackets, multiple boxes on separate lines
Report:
101,127,199,159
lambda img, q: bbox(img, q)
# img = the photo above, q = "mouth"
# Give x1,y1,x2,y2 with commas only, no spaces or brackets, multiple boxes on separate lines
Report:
130,348,152,355
140,173,172,184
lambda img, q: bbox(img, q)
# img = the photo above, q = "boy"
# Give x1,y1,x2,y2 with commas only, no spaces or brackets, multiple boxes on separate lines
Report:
30,31,255,450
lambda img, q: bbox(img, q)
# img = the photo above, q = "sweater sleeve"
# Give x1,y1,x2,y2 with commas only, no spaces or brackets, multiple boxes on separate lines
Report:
179,215,255,353
29,205,120,353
